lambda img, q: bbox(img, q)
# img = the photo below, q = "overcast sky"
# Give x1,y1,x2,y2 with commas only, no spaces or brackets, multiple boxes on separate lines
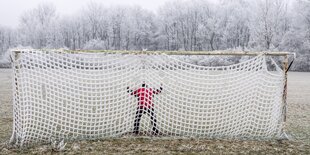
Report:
0,0,170,28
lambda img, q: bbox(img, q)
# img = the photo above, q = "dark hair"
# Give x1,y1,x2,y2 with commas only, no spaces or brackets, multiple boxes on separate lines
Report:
142,83,147,87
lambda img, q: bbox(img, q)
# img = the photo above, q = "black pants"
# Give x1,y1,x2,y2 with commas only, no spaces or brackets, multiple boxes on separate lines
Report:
133,107,159,135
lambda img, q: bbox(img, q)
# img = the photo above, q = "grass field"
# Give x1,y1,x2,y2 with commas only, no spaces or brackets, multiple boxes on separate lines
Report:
0,68,310,154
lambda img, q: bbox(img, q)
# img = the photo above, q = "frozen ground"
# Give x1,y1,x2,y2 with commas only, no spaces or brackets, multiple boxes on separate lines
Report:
0,69,309,154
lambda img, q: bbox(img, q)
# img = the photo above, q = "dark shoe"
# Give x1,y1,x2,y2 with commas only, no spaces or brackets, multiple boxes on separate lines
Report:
133,130,139,135
152,128,159,136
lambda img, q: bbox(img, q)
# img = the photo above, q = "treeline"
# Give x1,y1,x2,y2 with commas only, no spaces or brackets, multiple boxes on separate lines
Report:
0,0,310,71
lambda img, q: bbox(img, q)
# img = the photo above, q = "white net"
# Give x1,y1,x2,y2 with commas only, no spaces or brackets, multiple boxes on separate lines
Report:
10,50,285,146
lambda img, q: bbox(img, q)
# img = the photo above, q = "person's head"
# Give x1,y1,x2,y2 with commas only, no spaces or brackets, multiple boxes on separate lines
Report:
142,83,148,88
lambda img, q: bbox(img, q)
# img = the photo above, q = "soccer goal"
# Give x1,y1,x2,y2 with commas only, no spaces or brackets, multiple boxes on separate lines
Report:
10,49,294,146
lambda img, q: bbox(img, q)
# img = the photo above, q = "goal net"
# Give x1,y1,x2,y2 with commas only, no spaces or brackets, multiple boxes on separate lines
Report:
10,50,286,146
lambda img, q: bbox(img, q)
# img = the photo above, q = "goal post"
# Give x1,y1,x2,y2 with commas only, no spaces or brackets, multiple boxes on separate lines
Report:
9,49,295,147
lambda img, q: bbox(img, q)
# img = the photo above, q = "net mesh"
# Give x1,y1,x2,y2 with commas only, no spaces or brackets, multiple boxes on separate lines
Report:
10,50,285,146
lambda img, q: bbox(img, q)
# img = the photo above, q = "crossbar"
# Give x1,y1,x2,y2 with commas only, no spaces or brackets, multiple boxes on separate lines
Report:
12,49,294,56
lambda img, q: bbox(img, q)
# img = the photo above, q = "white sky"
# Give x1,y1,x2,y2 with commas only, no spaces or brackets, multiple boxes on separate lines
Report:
0,0,170,28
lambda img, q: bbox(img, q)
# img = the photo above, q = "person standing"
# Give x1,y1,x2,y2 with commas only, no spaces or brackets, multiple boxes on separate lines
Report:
127,83,163,135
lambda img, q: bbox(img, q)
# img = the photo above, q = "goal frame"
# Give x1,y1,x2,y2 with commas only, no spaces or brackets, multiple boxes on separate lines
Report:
10,50,295,145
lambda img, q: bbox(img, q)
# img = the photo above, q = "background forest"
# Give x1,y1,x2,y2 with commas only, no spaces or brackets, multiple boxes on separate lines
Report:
0,0,309,71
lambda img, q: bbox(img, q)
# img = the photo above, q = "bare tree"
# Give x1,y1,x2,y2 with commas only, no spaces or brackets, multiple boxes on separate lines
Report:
250,0,289,50
19,3,57,48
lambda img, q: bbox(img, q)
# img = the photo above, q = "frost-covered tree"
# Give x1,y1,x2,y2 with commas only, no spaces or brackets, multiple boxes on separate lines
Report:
0,27,18,66
158,0,217,51
158,0,249,51
18,3,58,48
218,0,251,50
250,0,289,50
1,0,310,71
0,26,16,56
280,0,310,71
83,39,106,50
